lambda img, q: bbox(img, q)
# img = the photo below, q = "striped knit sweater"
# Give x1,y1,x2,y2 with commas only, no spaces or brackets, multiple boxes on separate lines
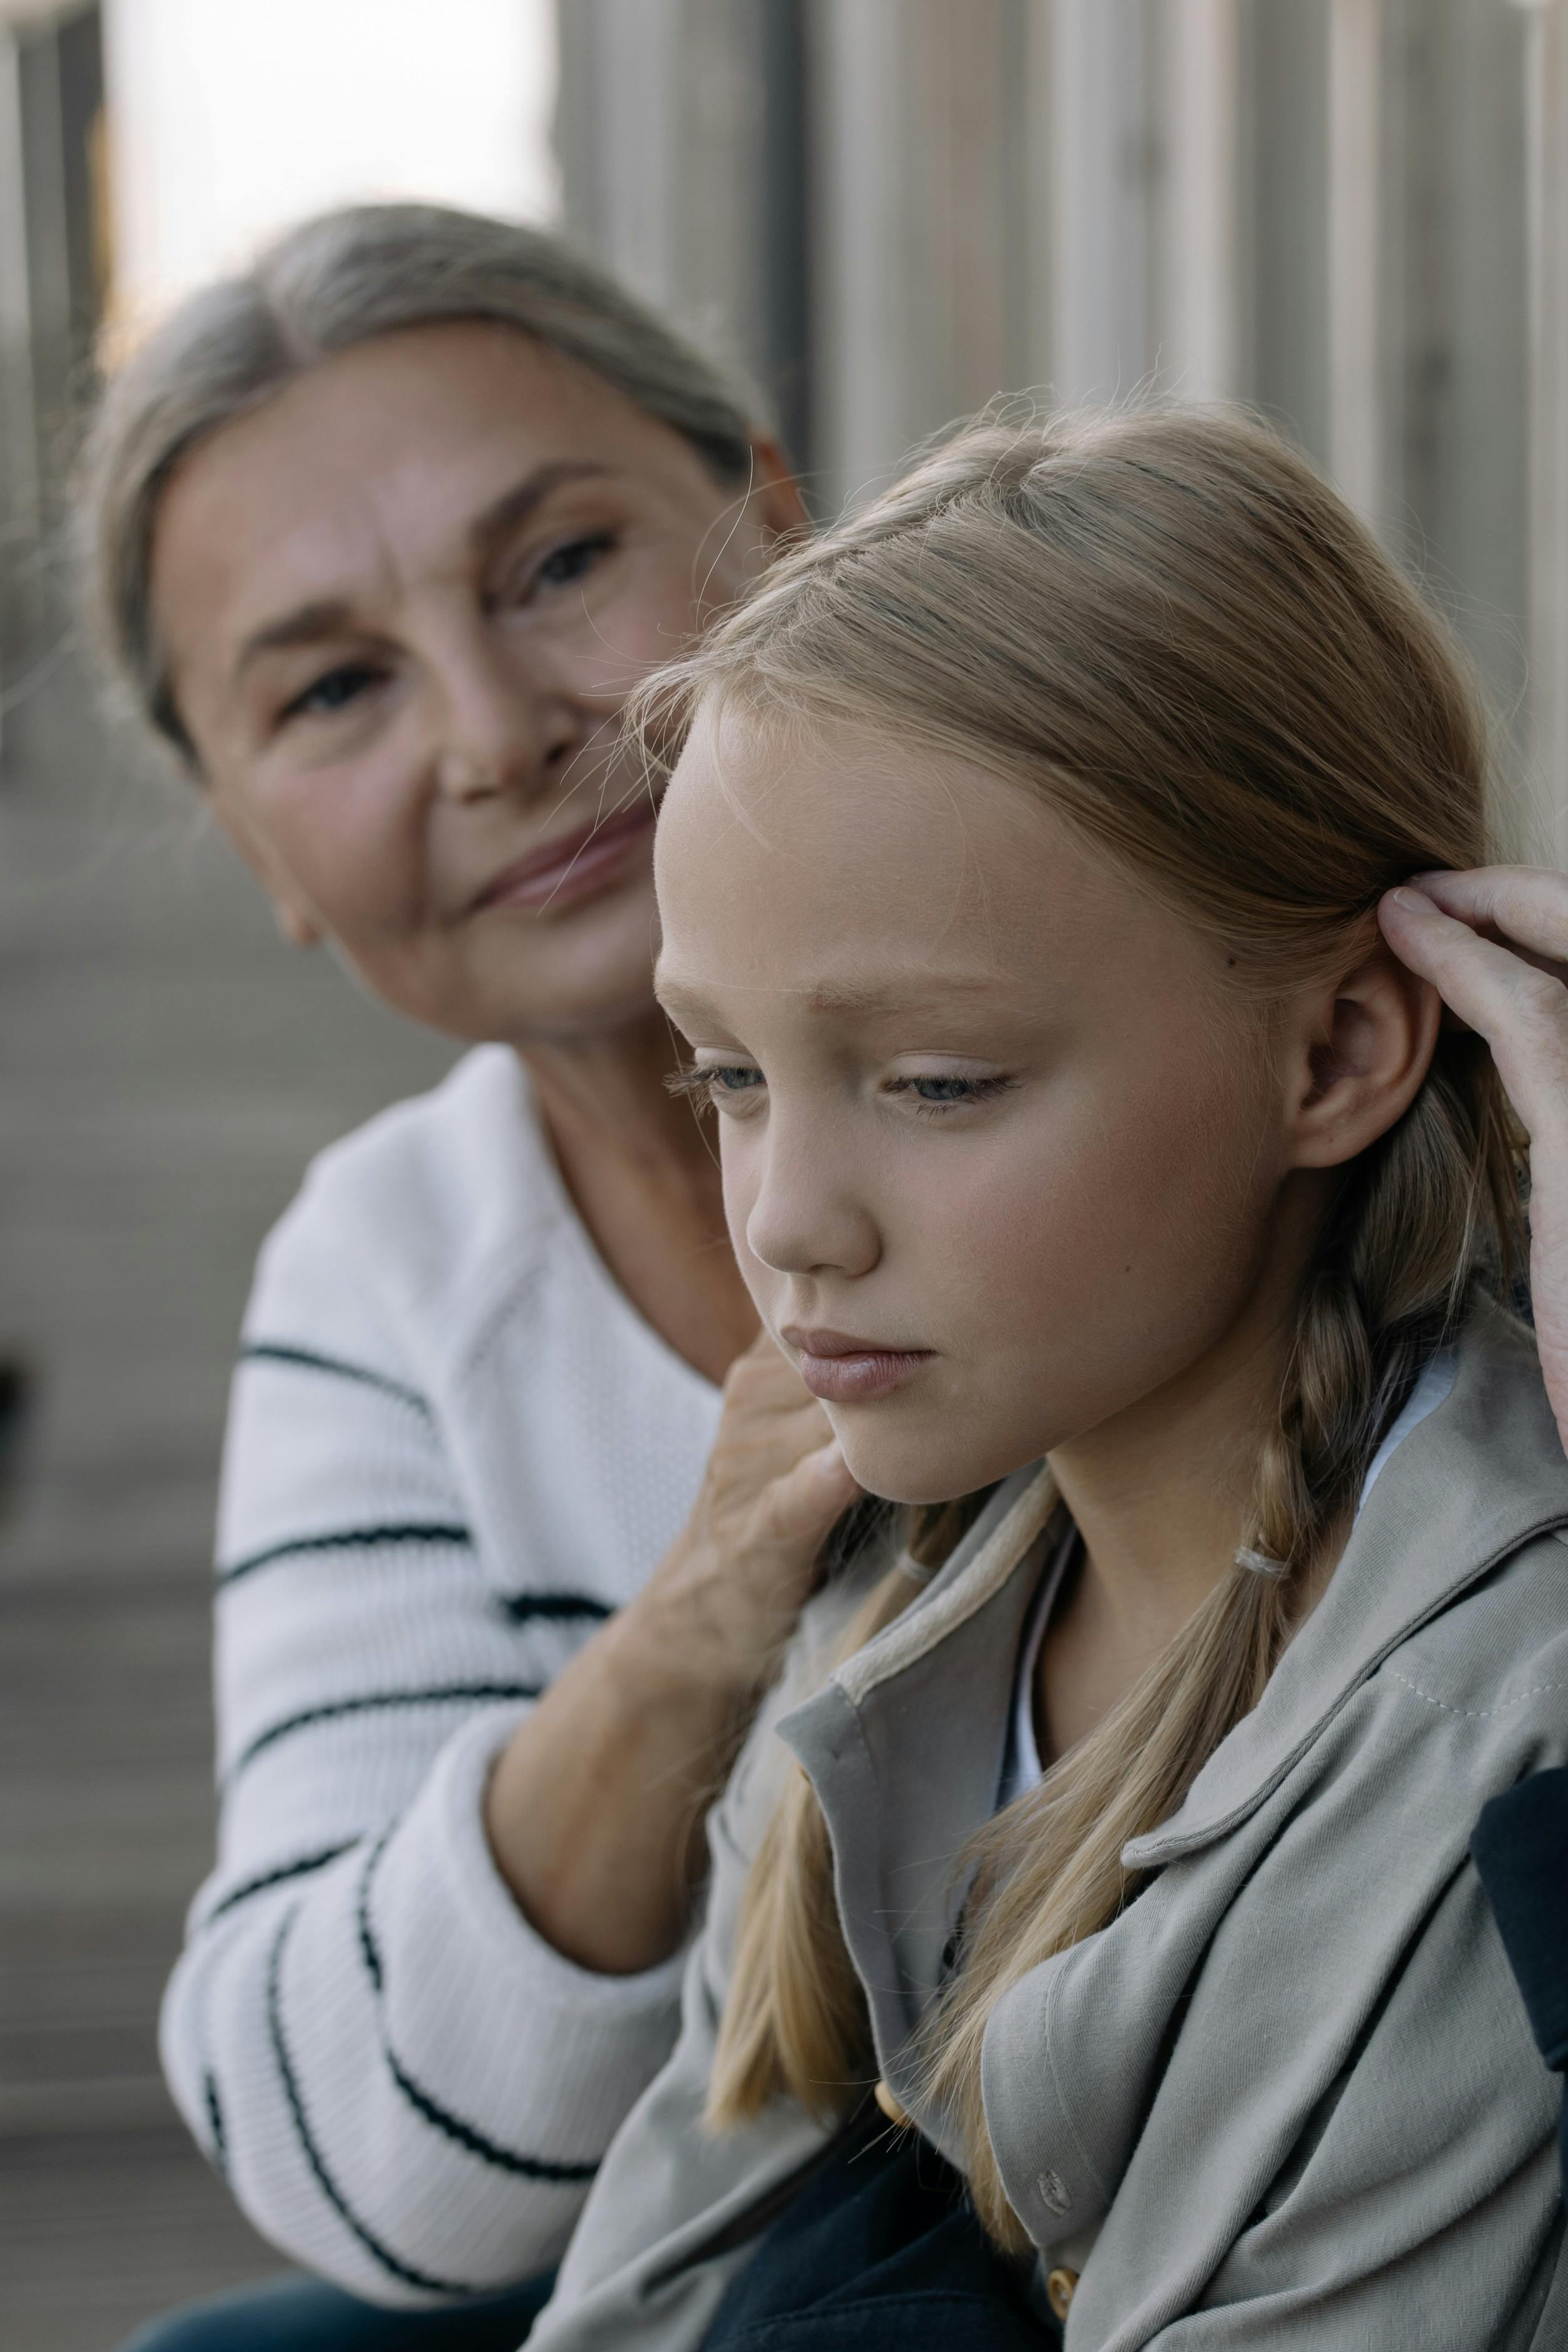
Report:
160,1046,723,2304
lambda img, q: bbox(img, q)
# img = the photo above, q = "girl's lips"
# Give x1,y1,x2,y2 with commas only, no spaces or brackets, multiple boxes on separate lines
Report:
782,1328,936,1404
476,800,656,915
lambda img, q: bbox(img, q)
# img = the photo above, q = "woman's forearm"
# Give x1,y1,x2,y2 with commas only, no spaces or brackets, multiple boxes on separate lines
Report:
483,1608,748,1973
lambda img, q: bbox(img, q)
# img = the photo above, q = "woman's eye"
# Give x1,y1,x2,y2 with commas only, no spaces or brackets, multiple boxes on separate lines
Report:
281,663,383,723
533,533,615,592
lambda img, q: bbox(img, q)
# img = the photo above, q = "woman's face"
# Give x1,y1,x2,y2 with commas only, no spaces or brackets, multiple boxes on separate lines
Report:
655,712,1346,1506
151,321,800,1045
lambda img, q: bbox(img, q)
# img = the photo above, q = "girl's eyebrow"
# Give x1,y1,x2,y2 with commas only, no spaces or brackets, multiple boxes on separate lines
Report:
799,974,1004,1018
654,967,1007,1024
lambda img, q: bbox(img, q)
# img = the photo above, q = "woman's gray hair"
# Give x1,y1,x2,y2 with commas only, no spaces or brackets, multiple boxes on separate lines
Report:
76,201,767,768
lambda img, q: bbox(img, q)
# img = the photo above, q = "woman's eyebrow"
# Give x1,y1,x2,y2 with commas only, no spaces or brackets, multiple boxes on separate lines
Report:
231,599,357,684
230,464,620,684
468,461,619,564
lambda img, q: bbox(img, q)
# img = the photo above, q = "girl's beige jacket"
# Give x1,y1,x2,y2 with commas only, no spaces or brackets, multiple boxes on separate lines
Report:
530,1301,1568,2351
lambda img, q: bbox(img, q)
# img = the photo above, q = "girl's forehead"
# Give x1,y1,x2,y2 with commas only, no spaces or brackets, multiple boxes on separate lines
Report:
663,705,1046,859
654,712,1220,1020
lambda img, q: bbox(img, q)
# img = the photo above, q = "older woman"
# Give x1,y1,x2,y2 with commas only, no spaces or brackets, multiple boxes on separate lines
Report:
84,204,856,2350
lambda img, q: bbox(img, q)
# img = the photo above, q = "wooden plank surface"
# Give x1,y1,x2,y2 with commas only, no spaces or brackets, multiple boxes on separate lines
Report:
0,645,454,2349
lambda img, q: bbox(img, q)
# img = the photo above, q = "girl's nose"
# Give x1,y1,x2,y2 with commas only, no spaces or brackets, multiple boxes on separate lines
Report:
744,1130,881,1282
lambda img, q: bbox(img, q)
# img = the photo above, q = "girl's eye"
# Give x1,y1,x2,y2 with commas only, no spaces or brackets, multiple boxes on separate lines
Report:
889,1072,1016,1115
668,1062,767,1116
703,1064,765,1107
533,533,615,592
281,662,384,723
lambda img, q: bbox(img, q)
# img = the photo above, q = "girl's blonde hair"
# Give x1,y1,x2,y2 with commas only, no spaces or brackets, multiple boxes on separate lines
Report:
76,201,766,773
634,404,1526,2248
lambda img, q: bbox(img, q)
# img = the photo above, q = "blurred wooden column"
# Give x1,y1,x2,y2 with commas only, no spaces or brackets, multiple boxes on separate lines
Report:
1383,0,1529,757
1043,0,1247,413
555,0,811,474
0,23,37,715
808,0,1038,512
0,2,104,740
1327,0,1382,519
1041,0,1159,408
1518,0,1568,855
1164,0,1241,400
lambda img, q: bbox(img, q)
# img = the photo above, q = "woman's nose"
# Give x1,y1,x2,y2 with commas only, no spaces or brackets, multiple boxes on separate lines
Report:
743,1129,881,1282
433,641,580,806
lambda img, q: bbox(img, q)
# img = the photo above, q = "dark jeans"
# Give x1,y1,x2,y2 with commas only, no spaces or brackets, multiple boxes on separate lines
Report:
1473,1763,1568,2198
702,2111,1053,2350
116,2270,554,2351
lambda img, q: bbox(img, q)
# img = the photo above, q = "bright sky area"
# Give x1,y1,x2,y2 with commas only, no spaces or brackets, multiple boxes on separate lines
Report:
101,0,559,332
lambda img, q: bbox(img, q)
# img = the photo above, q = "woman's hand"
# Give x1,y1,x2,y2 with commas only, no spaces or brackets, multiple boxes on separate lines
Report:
625,1331,861,1700
1379,869,1568,1450
484,1333,860,1975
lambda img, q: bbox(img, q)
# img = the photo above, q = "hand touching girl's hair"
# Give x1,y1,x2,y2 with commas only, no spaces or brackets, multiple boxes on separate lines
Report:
632,404,1524,2246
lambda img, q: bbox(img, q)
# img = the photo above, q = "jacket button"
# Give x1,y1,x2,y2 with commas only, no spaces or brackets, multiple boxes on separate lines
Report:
873,2079,910,2126
1045,2266,1079,2321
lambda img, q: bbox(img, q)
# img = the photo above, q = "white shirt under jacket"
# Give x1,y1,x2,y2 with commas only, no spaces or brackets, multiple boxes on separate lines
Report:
159,1046,723,2304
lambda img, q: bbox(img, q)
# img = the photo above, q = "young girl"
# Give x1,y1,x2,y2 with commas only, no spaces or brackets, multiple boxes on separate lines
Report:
521,406,1568,2350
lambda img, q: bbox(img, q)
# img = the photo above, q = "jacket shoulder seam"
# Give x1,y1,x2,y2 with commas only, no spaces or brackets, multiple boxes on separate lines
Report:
1383,1665,1568,1720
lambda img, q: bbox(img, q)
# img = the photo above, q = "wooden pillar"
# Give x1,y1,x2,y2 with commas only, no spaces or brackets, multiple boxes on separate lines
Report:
808,0,1032,511
0,24,38,695
1328,0,1383,521
1044,0,1159,408
1519,0,1568,856
555,0,811,472
1164,0,1242,401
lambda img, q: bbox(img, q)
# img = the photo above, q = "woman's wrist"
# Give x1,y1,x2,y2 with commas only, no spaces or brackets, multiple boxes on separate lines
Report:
612,1539,793,1715
482,1588,753,1976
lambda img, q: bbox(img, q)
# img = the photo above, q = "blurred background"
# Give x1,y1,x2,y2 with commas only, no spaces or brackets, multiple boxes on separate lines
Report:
1,2,1564,2343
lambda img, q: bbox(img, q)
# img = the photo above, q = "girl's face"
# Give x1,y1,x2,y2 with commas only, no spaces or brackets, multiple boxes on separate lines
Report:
151,322,800,1047
655,712,1338,1505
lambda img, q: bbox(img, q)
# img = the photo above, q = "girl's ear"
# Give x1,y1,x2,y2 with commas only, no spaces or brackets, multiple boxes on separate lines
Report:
1284,945,1442,1170
208,791,323,949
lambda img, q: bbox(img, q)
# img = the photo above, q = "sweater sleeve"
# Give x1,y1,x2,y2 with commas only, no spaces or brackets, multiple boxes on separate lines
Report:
159,1179,687,2305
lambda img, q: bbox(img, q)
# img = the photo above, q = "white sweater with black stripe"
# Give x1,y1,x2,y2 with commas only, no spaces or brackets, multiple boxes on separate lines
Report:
161,1046,723,2305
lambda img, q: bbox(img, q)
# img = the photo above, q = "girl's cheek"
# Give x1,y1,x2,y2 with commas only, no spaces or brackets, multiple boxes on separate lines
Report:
719,1145,766,1286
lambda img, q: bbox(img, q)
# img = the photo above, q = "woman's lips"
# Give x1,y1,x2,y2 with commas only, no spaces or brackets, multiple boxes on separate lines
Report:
782,1326,936,1404
476,800,657,916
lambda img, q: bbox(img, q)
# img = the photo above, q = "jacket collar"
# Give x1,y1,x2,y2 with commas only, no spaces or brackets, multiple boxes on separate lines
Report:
781,1301,1568,1966
1127,1298,1568,1865
777,1468,1054,2063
